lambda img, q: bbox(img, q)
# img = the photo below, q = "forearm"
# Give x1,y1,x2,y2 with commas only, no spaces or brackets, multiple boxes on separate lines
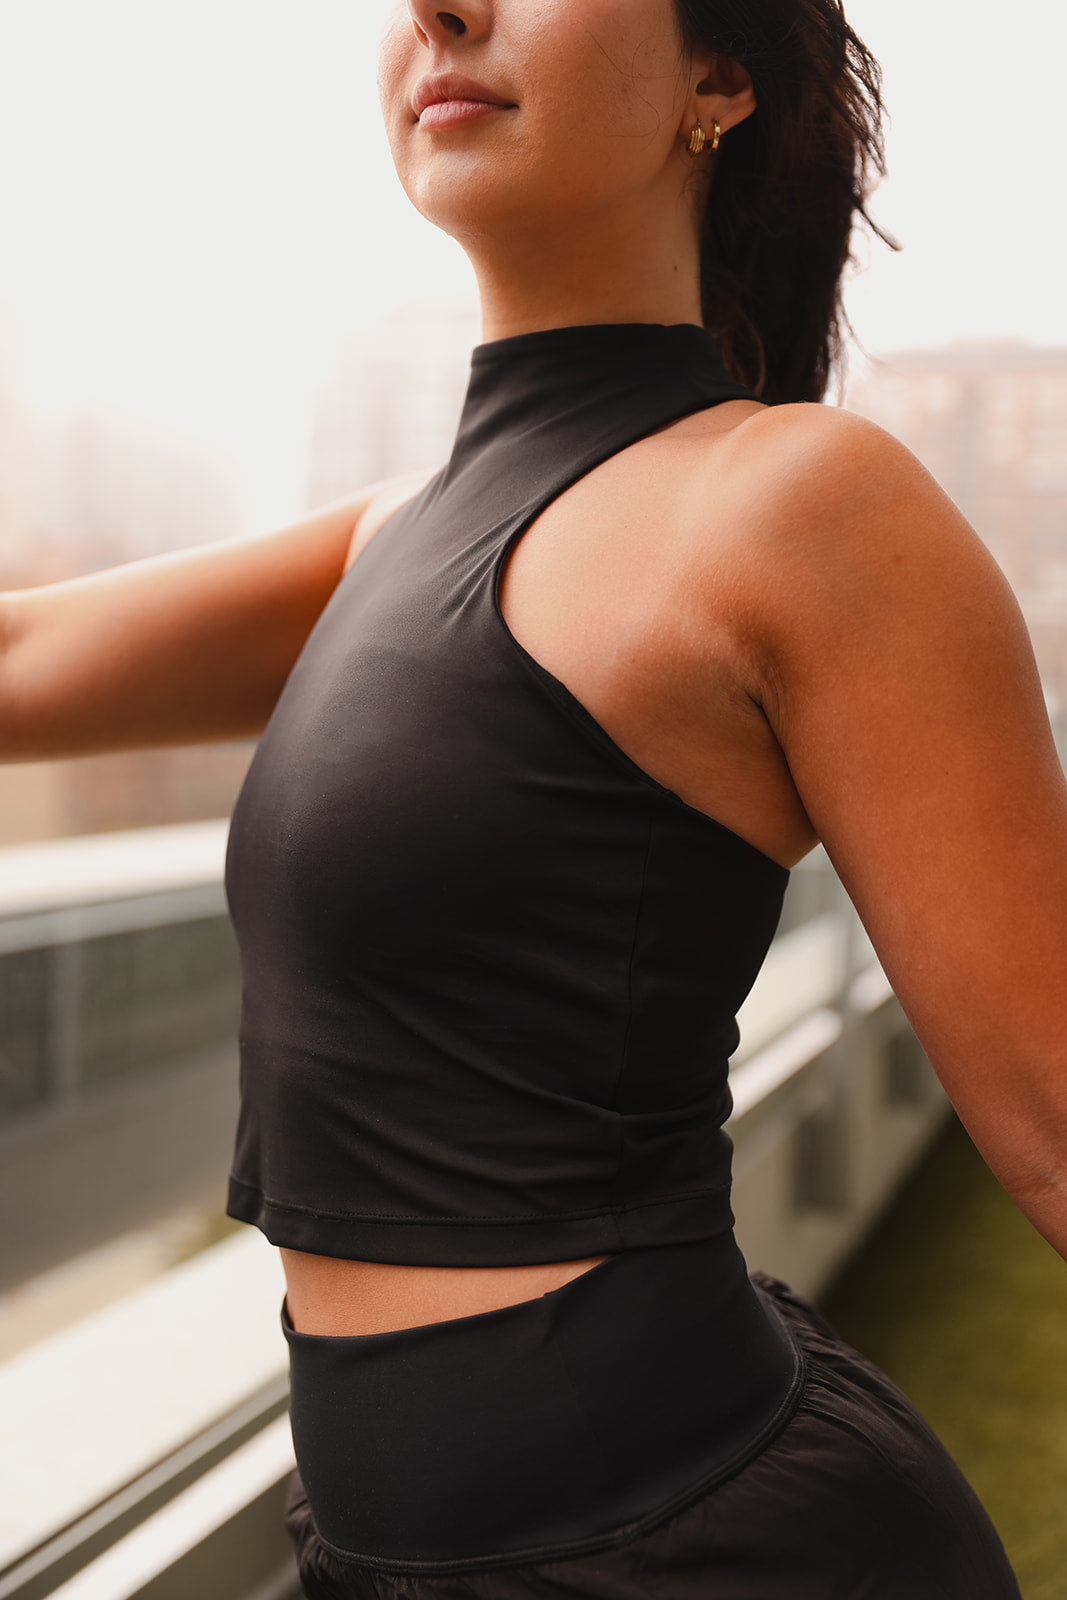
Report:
0,567,275,760
0,512,359,762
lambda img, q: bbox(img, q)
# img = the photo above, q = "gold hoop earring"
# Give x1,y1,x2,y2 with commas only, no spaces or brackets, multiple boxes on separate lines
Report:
687,123,706,156
711,118,721,151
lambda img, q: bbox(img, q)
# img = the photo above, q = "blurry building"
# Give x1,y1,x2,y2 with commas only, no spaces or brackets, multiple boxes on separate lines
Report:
305,295,481,508
28,406,244,577
845,340,1067,709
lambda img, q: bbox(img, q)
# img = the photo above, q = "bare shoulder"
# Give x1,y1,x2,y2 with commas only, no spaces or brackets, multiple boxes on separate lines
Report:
343,466,439,571
693,398,1019,679
713,397,975,562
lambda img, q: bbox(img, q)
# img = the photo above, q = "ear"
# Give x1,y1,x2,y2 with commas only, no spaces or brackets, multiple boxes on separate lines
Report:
682,52,757,144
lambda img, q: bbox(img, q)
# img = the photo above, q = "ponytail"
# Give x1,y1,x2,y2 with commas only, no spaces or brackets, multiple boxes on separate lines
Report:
674,0,896,403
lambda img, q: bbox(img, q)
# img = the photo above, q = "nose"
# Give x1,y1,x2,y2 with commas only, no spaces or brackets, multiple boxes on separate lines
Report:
405,0,491,46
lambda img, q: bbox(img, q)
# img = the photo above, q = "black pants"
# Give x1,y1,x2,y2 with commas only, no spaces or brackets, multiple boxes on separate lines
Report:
281,1244,1020,1598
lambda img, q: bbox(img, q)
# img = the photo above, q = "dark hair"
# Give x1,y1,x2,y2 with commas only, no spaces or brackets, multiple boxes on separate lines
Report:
673,0,896,404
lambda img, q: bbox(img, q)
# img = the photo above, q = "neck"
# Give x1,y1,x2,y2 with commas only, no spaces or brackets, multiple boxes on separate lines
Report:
460,196,705,343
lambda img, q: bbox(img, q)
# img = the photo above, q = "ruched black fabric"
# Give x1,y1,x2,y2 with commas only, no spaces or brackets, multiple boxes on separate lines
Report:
223,323,789,1265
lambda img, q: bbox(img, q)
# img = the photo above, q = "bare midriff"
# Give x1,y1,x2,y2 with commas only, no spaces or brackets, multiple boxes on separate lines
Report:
279,1247,614,1336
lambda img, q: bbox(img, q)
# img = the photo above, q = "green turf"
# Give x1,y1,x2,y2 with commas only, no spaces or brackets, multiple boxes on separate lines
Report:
821,1113,1067,1600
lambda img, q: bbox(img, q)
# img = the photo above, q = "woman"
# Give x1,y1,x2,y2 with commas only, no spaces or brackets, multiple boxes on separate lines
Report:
4,0,1064,1593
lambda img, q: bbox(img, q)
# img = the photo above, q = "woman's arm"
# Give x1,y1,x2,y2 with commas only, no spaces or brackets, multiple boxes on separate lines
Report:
0,469,432,761
733,405,1067,1259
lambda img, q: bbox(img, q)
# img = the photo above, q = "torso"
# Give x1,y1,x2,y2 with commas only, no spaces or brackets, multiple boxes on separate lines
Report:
281,396,819,1338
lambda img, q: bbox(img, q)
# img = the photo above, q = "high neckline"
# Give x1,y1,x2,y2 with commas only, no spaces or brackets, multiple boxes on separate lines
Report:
470,320,728,374
445,320,755,484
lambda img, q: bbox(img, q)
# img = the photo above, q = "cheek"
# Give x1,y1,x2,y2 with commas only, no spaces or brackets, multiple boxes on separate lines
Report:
608,27,690,145
526,5,687,155
375,12,411,133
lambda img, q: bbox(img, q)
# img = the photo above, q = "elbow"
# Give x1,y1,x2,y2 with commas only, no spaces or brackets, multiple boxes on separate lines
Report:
986,1116,1067,1262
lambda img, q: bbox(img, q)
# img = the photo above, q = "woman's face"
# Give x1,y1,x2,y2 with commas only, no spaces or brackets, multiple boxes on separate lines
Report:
377,0,700,246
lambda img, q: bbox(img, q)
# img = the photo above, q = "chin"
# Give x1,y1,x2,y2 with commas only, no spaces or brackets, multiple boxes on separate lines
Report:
403,159,549,242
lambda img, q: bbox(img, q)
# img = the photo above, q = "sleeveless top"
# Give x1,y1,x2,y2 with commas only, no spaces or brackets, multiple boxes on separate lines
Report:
223,321,790,1266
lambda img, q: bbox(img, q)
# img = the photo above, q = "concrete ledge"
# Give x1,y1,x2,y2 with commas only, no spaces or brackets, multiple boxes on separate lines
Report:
730,1008,842,1122
0,1231,287,1573
43,1419,297,1600
0,823,229,918
729,970,951,1298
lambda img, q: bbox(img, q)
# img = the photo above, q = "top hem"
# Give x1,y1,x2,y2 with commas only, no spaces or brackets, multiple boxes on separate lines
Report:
225,1174,734,1266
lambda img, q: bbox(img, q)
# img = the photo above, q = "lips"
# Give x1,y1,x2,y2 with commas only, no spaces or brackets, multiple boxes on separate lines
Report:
412,72,514,121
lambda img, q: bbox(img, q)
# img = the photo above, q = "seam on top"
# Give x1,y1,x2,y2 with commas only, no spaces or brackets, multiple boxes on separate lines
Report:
610,797,658,1202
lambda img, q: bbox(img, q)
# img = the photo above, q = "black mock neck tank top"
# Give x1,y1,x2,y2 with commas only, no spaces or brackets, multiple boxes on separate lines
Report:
223,322,789,1266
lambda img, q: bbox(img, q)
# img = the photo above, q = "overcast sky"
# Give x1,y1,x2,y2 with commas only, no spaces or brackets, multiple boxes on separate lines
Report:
0,0,1063,530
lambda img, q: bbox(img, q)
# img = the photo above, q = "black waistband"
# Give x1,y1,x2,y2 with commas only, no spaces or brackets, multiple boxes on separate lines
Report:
281,1233,805,1573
